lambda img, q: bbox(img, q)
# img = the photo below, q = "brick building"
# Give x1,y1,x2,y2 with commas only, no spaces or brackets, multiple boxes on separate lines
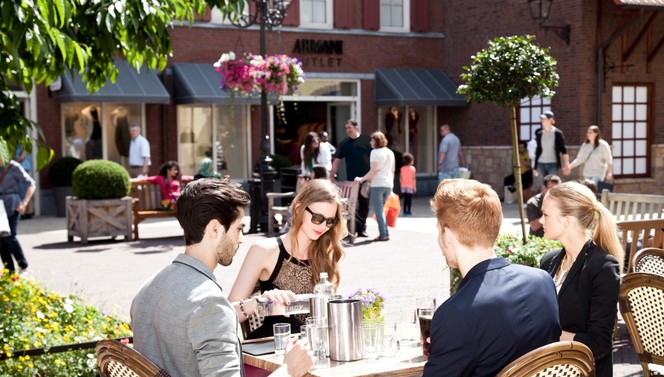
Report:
14,0,664,215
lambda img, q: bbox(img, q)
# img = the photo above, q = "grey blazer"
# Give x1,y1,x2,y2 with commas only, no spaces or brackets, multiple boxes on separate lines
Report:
131,254,245,377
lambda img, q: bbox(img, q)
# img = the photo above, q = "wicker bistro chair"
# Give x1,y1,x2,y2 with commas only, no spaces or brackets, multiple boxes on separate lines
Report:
96,339,171,377
632,247,664,276
618,273,664,376
496,341,595,377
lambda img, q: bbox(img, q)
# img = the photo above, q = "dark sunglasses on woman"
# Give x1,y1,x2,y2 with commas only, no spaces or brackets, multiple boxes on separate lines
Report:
305,207,339,227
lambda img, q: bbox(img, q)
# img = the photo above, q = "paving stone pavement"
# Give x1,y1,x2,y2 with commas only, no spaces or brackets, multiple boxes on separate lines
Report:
16,197,644,375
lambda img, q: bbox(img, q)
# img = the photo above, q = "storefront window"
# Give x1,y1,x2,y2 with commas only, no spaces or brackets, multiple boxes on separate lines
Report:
381,106,434,174
62,103,141,164
177,105,249,180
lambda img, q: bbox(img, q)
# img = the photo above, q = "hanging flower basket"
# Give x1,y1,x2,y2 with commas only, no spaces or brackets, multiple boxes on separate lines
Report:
214,51,305,98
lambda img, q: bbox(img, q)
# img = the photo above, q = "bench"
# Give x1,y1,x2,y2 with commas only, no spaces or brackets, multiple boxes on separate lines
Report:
130,180,180,240
600,189,664,221
335,181,360,244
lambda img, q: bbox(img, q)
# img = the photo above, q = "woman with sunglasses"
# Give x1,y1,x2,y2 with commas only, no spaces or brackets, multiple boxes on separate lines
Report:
229,179,347,338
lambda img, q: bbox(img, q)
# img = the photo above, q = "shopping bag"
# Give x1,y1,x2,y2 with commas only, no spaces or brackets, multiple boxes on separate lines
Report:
0,202,11,237
384,193,401,228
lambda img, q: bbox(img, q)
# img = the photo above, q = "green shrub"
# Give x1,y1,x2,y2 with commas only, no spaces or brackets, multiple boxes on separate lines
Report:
48,156,83,187
0,272,132,376
449,233,562,294
269,154,292,179
72,160,130,200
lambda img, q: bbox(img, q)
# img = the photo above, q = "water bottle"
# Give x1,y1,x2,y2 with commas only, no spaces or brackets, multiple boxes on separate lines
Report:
254,293,314,317
312,272,334,356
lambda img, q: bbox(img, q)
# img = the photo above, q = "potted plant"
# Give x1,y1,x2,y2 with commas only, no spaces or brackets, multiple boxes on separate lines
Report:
66,160,132,244
48,156,82,217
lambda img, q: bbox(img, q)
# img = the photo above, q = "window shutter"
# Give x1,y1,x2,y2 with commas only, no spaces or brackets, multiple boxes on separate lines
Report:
411,0,430,32
334,0,353,29
363,0,380,31
282,0,300,26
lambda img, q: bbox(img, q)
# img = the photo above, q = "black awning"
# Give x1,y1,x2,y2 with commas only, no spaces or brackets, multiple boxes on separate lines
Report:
172,63,260,105
57,61,170,104
374,68,467,107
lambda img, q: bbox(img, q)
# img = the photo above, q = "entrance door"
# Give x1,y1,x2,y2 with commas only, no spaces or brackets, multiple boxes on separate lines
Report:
327,103,354,181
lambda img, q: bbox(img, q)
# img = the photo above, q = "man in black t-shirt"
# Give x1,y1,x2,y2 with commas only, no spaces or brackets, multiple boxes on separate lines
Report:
331,120,372,237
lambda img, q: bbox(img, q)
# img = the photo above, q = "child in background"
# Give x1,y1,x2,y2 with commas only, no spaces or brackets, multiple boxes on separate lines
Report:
400,152,416,216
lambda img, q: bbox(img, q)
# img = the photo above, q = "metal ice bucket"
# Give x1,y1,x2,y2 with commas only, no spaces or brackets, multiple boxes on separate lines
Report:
327,299,363,361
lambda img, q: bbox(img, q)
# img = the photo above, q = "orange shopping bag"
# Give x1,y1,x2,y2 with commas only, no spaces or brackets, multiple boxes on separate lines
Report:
384,193,401,228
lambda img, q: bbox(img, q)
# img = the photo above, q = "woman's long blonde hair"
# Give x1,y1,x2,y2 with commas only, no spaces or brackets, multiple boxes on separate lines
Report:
545,182,624,270
288,179,347,288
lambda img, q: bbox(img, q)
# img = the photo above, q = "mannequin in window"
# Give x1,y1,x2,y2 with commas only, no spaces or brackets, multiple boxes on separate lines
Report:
385,107,402,145
408,108,419,157
112,107,131,159
83,106,103,159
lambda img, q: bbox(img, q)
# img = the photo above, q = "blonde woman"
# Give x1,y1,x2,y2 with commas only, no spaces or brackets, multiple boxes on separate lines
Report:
539,182,623,377
229,179,347,339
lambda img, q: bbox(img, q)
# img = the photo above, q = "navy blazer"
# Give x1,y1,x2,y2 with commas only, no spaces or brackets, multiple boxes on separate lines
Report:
540,241,620,377
422,257,561,377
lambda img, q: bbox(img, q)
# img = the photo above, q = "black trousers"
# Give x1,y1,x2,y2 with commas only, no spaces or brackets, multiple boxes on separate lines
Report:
355,186,369,233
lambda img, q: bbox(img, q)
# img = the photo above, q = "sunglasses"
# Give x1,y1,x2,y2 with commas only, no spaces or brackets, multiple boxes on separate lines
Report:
305,207,339,228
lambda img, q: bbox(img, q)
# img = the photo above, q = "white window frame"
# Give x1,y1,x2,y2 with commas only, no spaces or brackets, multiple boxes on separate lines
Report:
210,5,250,25
300,0,333,29
380,0,410,32
611,84,650,177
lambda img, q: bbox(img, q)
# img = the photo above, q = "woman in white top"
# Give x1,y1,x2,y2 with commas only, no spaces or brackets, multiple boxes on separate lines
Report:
569,125,613,185
355,132,395,241
300,132,332,178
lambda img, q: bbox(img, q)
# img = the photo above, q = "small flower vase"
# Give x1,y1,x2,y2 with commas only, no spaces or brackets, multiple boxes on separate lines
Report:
363,316,385,326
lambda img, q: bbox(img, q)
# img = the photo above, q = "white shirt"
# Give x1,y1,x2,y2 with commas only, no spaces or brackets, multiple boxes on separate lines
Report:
129,135,151,167
370,147,395,189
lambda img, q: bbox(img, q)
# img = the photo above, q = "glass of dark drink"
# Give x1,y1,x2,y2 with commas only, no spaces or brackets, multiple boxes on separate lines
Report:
418,308,434,357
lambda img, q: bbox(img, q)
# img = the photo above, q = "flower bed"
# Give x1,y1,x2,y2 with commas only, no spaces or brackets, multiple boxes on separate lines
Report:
0,271,132,376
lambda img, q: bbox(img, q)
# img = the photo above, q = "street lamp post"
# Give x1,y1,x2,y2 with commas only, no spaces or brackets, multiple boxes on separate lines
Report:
233,0,292,233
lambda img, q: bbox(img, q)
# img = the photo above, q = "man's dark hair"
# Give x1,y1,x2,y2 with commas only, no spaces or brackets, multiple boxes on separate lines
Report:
348,119,358,127
176,179,251,246
543,174,561,186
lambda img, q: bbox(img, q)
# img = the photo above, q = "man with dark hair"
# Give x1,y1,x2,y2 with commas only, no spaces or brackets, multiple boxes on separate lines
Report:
423,179,560,376
131,179,314,377
331,119,372,237
526,174,562,237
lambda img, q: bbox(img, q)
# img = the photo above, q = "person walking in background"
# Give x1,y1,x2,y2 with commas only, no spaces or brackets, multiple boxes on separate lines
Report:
229,179,346,338
14,144,34,219
423,179,560,376
533,111,570,180
0,157,36,275
128,124,151,178
568,125,613,185
133,161,182,208
503,141,533,192
437,124,464,182
194,157,221,180
539,182,623,377
331,120,372,238
400,152,416,216
131,179,314,377
355,132,395,242
526,174,561,237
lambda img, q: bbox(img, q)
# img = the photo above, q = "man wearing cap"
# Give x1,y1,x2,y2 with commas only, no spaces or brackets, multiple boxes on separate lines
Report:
533,111,570,180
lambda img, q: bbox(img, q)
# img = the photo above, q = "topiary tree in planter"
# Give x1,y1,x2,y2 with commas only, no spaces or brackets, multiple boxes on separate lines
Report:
72,160,131,199
458,35,559,244
48,156,82,217
67,160,132,243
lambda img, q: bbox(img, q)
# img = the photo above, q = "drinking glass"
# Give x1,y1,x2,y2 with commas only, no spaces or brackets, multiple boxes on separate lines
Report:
379,322,397,359
300,325,309,347
418,307,434,358
273,323,291,357
397,309,418,349
416,297,437,315
308,319,328,367
362,323,382,360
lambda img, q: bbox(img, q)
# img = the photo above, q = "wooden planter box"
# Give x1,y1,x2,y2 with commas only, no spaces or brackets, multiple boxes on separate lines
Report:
66,196,133,244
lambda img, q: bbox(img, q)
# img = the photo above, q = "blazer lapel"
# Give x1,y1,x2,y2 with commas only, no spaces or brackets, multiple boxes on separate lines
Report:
557,241,592,296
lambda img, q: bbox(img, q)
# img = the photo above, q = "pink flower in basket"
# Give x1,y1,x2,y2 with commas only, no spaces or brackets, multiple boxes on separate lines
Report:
214,52,304,97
